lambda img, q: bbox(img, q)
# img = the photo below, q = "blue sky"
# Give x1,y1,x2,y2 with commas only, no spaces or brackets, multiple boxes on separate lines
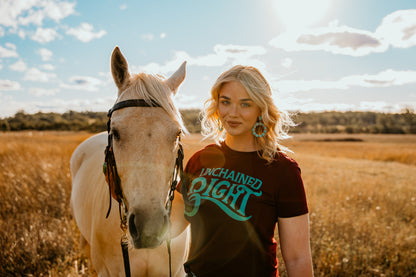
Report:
0,0,415,117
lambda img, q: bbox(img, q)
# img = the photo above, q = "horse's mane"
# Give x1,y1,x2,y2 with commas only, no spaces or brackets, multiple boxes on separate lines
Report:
118,73,187,132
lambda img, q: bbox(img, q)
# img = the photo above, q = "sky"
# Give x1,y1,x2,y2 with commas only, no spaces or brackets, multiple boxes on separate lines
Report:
0,0,415,118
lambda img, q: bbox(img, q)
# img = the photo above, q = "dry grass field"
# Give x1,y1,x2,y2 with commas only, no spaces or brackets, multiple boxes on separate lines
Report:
0,131,415,276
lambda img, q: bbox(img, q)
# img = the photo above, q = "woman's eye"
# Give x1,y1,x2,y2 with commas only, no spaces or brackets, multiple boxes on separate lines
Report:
241,102,251,108
220,100,230,105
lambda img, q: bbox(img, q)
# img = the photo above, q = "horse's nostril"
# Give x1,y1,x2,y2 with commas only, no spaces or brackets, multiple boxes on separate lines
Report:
129,214,138,239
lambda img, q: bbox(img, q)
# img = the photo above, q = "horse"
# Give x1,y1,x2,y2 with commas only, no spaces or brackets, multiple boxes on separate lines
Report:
70,47,189,276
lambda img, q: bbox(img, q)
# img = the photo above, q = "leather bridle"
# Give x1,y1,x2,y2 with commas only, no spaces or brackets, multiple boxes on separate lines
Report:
103,99,184,277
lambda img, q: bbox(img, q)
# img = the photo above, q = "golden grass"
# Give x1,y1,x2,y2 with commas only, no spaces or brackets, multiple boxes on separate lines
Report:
0,131,415,276
0,131,91,276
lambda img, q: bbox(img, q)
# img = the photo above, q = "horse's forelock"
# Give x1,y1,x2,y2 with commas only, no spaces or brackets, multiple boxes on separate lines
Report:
119,73,187,133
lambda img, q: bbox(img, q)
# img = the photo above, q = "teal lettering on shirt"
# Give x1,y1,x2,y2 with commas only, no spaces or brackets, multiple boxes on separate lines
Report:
185,168,263,221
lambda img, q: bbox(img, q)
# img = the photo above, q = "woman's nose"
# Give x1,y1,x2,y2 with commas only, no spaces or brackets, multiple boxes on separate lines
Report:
229,104,239,116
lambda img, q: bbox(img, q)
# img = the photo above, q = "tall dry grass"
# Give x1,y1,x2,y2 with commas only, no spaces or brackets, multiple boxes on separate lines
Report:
280,134,416,276
0,131,92,276
0,132,415,276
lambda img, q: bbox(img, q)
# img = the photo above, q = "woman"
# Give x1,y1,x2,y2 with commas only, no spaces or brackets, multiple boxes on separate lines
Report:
179,65,313,277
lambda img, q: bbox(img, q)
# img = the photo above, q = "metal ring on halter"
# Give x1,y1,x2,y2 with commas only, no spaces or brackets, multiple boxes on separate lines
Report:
252,116,267,138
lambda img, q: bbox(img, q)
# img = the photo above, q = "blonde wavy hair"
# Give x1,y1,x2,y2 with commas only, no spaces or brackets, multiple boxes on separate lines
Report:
201,65,295,163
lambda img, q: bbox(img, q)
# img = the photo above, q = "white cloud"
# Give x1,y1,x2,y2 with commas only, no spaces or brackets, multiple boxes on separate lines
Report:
9,59,27,72
0,43,18,58
276,97,405,113
269,9,416,56
0,79,21,91
376,9,416,48
66,23,107,42
37,48,53,61
281,58,293,68
137,44,267,75
29,87,59,96
31,27,59,43
141,33,155,41
60,75,104,91
18,9,45,26
196,44,267,67
0,0,37,28
0,94,116,117
0,96,116,117
273,69,416,93
142,32,167,41
24,67,56,82
41,63,55,71
120,4,127,10
42,0,76,22
269,22,388,57
341,69,416,88
17,29,26,39
0,0,76,28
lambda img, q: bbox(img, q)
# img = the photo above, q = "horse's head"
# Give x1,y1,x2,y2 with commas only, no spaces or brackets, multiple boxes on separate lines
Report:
108,47,186,248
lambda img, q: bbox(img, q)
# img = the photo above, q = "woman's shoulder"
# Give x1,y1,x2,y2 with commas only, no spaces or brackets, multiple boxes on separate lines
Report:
188,143,225,168
190,143,222,157
271,152,300,170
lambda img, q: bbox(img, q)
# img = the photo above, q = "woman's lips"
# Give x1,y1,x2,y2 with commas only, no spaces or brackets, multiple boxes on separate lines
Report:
227,121,241,128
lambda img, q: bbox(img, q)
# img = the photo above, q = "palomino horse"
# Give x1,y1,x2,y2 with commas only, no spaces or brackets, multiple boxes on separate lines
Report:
70,47,189,276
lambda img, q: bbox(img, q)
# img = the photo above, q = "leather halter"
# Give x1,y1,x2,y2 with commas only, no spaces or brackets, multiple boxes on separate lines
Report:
102,98,184,277
103,99,161,216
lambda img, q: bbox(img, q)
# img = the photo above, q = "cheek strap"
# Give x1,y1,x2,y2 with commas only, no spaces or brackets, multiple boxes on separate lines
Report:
103,135,124,218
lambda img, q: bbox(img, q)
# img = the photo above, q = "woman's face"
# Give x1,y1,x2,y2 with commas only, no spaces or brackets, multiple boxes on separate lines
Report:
218,81,261,141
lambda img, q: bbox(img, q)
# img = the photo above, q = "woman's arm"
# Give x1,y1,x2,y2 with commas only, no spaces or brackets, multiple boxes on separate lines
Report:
278,213,313,277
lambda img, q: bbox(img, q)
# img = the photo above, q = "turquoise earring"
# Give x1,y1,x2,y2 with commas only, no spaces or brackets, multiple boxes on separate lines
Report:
218,118,224,132
252,116,267,138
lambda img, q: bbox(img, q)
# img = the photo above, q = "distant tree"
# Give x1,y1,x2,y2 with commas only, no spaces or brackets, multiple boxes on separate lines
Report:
1,109,415,134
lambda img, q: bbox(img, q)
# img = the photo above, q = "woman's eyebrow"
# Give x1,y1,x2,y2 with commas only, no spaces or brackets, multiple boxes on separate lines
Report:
219,95,253,102
240,98,253,102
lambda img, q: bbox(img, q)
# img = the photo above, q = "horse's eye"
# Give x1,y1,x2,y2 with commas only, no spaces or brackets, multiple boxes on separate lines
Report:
112,129,120,141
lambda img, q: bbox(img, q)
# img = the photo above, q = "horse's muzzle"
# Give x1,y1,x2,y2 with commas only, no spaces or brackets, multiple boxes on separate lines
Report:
128,209,169,248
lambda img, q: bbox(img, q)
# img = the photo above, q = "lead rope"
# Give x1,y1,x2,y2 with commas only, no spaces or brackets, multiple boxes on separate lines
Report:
166,141,184,277
119,202,131,277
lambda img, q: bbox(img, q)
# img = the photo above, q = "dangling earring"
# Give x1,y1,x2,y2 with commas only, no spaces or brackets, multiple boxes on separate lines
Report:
218,118,224,132
252,116,267,138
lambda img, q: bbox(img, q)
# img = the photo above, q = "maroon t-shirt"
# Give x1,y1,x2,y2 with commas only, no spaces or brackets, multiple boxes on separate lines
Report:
180,142,308,277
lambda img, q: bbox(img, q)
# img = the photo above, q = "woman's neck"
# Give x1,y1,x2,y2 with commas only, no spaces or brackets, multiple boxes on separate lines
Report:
225,134,259,152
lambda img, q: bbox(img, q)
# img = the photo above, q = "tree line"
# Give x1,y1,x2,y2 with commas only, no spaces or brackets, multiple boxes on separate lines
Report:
1,109,415,134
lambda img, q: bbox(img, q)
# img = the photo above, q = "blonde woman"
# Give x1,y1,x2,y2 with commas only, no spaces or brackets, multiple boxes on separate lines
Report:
179,65,313,277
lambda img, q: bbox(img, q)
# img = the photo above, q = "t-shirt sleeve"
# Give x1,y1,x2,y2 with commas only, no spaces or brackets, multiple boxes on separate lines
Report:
276,160,309,218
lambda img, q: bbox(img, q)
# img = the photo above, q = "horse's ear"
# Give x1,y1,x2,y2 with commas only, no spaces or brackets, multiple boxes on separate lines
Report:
111,46,130,90
165,61,186,95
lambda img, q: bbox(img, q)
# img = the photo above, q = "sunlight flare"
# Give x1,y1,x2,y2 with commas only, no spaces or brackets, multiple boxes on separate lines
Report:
272,0,331,30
